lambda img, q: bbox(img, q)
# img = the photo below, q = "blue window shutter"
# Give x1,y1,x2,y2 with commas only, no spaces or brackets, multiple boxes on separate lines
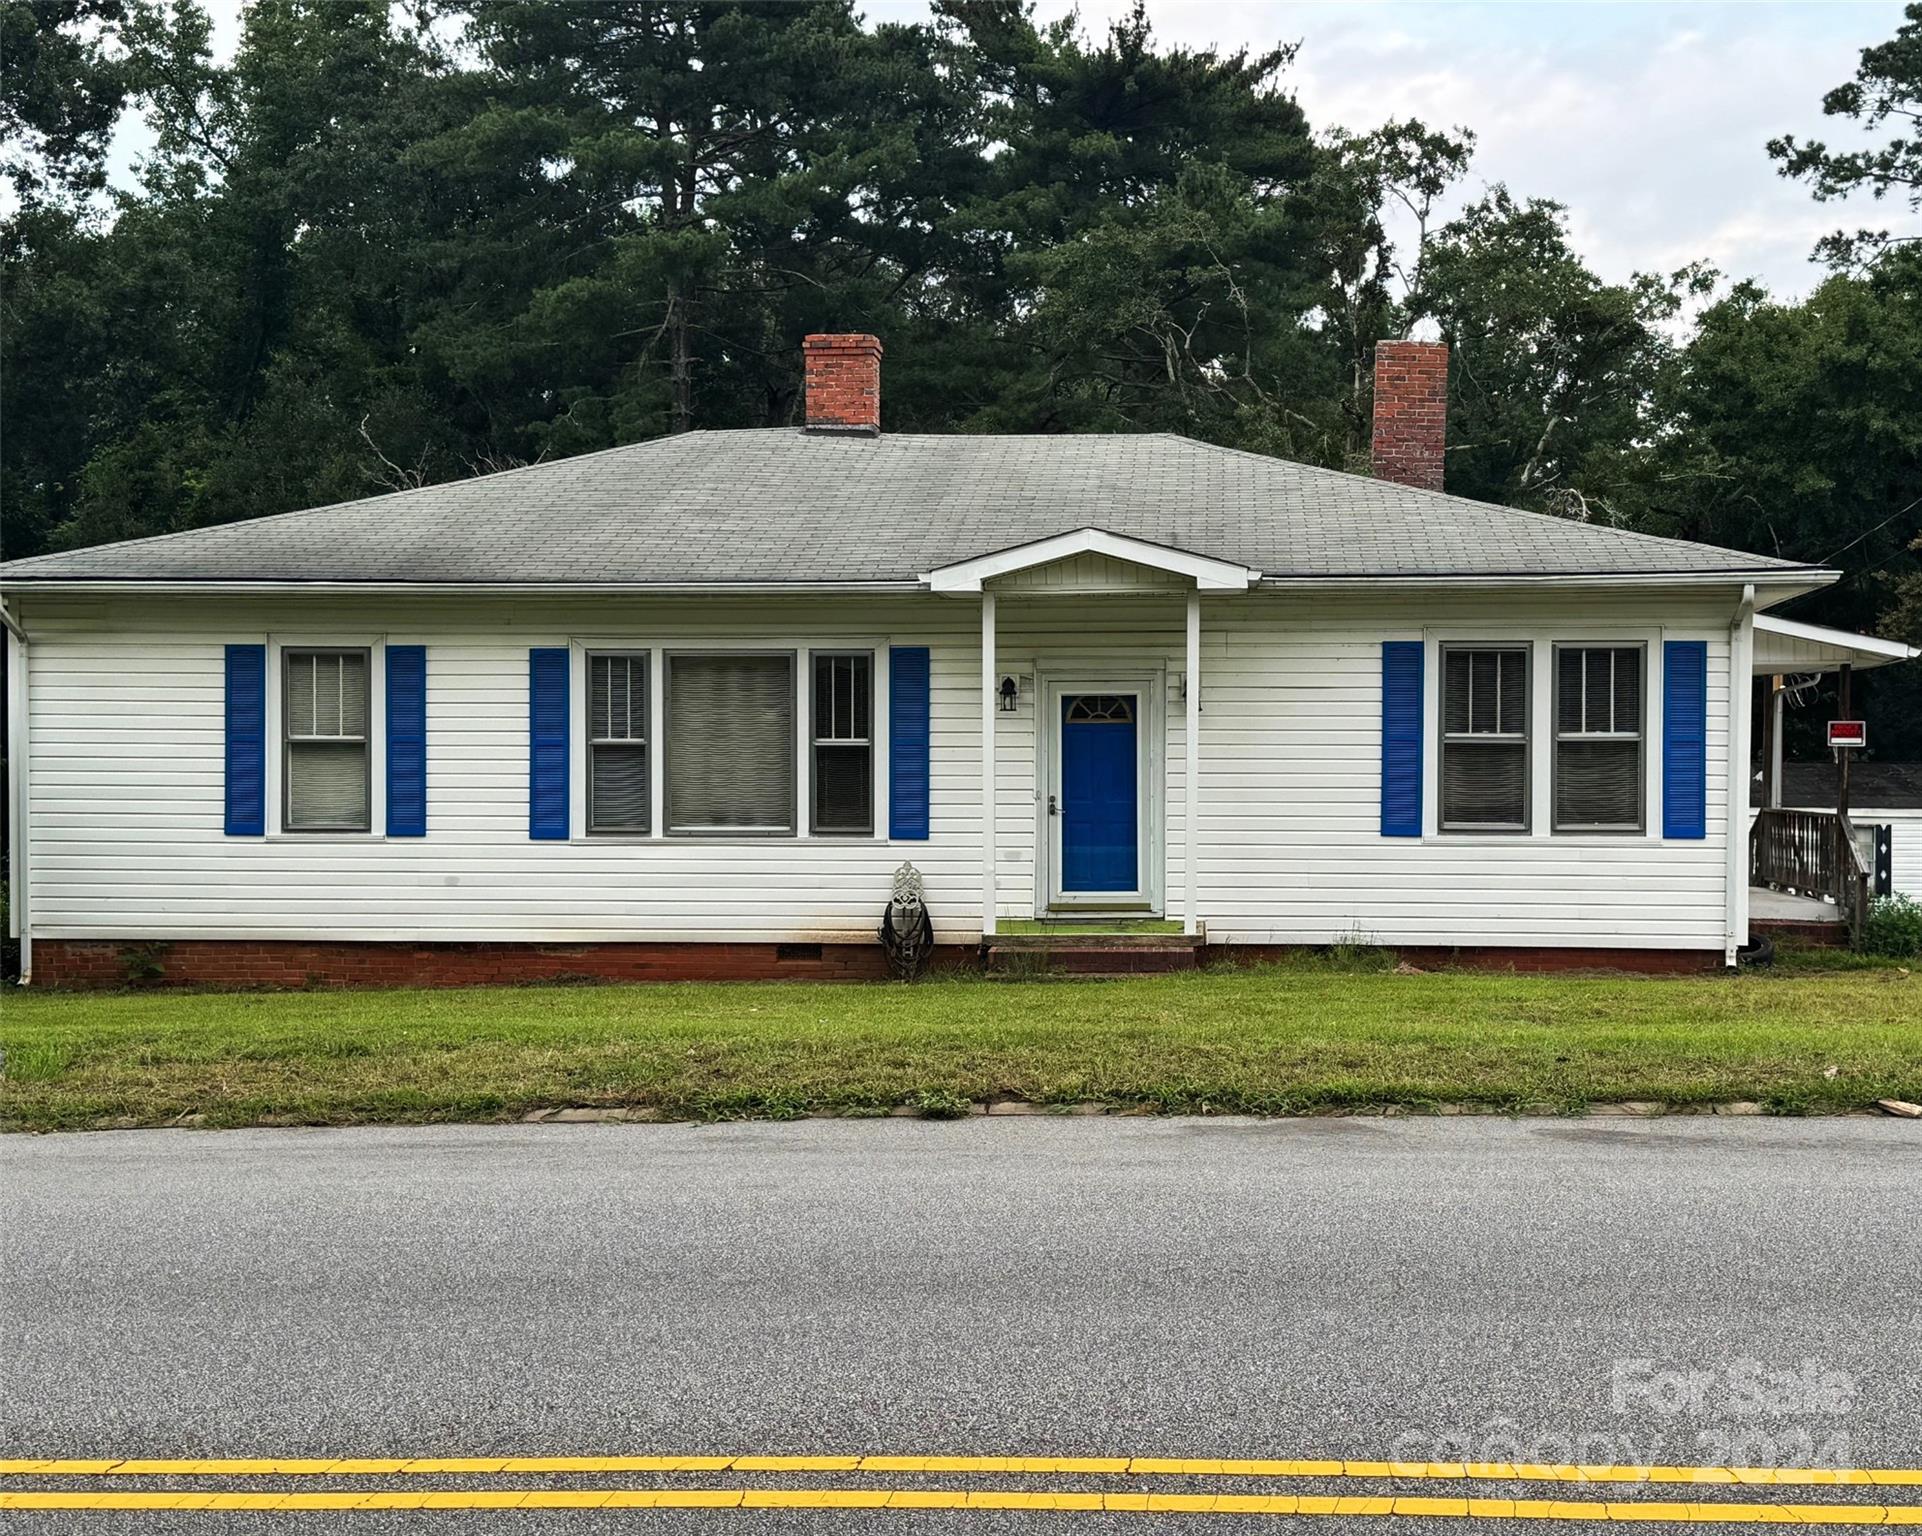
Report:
889,646,931,840
386,645,427,837
528,647,570,840
1380,641,1424,837
1662,640,1708,840
224,644,266,836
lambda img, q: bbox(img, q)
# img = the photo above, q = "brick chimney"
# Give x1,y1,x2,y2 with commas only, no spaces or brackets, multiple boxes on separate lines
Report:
803,333,883,436
1370,339,1448,492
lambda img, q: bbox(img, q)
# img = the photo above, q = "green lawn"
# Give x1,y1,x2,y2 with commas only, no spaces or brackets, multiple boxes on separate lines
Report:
2,953,1916,1131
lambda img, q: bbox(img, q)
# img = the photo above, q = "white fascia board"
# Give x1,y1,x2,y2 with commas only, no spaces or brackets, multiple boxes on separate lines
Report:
921,528,1259,593
0,579,925,597
1255,570,1832,602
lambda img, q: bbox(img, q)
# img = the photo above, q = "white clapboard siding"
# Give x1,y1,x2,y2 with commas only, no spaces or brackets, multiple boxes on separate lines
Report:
19,585,1741,951
1890,812,1922,900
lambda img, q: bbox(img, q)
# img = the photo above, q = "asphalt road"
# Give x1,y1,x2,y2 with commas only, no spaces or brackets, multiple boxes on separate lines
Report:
3,1115,1919,1533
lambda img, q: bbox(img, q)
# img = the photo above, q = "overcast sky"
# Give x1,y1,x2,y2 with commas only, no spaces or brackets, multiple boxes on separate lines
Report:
124,1,1911,301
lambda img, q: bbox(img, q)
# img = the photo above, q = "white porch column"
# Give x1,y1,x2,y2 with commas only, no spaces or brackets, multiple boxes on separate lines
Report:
1769,683,1785,809
1184,591,1200,938
981,591,997,940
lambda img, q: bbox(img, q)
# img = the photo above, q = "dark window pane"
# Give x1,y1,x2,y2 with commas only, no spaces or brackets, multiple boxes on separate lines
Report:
812,653,870,742
1557,740,1640,828
813,743,872,833
590,743,649,832
1557,648,1584,733
1498,651,1524,733
1447,648,1525,737
1611,649,1640,732
1470,651,1500,733
1583,649,1613,733
1444,649,1471,734
1442,741,1527,827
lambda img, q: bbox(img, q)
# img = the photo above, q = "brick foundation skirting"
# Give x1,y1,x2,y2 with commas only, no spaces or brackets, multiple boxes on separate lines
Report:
1213,944,1723,975
28,937,1723,989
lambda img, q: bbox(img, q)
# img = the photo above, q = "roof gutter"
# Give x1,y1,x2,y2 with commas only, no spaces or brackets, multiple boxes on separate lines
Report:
3,597,29,985
0,570,1834,601
1254,569,1831,601
0,579,931,597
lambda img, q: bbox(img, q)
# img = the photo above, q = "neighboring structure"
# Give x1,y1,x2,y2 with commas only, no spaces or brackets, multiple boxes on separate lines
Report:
1770,762,1922,904
1747,625,1922,938
3,334,1912,985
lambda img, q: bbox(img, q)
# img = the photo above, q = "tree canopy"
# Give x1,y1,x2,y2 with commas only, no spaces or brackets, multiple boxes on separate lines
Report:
3,0,1919,753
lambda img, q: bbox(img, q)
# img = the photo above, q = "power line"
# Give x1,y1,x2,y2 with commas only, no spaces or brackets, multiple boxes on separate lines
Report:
1818,493,1922,567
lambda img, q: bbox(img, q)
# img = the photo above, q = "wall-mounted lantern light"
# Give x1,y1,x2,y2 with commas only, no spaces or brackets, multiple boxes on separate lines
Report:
998,674,1019,712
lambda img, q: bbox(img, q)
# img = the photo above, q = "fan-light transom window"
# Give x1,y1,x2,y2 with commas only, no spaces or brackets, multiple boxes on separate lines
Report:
284,648,370,832
666,653,796,835
1554,645,1644,832
1440,645,1529,832
1064,695,1134,724
589,652,650,834
812,652,873,835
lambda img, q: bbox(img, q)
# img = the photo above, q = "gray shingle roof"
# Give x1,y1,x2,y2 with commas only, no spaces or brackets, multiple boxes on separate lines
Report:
0,429,1816,585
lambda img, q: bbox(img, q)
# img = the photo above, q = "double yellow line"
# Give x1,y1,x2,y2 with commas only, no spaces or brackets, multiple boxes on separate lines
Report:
4,1454,1920,1522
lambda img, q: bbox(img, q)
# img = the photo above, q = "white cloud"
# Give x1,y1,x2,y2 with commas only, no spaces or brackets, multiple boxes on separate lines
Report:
1026,0,1911,298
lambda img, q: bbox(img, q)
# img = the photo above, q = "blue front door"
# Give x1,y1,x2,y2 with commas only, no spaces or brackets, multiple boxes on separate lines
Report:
1060,694,1139,893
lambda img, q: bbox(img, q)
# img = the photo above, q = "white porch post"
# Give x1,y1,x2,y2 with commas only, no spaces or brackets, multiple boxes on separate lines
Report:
1769,683,1785,810
1184,591,1200,938
981,591,997,940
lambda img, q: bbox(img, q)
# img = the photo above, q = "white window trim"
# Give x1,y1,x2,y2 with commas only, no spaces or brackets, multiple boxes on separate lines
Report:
1436,641,1532,836
581,649,652,836
1420,627,1668,842
565,636,892,844
264,634,387,841
1550,641,1648,835
807,648,879,838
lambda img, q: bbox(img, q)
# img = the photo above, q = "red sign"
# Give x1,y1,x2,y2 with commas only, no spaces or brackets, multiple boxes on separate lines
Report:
1828,720,1867,748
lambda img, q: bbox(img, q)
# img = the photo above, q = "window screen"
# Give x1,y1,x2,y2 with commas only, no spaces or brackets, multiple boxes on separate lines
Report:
1554,645,1643,831
666,653,795,834
812,652,872,835
284,649,370,831
589,652,650,833
1441,645,1529,832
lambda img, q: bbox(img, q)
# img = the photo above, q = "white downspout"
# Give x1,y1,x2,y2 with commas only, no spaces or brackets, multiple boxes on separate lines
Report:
1184,592,1200,938
980,591,997,941
3,598,30,985
1725,583,1754,968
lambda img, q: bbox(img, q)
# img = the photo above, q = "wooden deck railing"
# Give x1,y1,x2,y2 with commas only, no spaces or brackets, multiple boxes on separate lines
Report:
1750,807,1872,944
1835,811,1872,941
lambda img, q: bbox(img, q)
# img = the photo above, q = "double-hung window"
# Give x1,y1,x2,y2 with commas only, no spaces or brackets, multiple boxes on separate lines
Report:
1440,644,1529,832
1553,644,1644,832
665,652,795,835
811,652,873,835
284,648,370,832
588,652,650,833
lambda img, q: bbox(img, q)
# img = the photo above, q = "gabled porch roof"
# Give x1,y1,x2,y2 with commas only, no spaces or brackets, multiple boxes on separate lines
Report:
921,528,1260,593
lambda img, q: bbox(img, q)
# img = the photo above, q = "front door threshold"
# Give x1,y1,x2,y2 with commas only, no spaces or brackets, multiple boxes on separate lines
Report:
1046,903,1156,916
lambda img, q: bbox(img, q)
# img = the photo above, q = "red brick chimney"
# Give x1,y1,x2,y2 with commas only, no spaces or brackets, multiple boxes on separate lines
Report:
1370,339,1448,492
803,333,883,436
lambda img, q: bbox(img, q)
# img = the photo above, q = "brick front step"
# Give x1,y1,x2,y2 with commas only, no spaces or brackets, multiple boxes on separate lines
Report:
1749,918,1851,948
985,937,1202,975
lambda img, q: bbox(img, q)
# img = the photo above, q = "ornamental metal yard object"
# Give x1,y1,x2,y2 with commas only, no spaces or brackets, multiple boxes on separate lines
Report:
879,862,934,980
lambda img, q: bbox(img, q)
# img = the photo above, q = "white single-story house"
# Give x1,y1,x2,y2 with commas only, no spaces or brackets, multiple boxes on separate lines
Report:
3,334,1914,985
